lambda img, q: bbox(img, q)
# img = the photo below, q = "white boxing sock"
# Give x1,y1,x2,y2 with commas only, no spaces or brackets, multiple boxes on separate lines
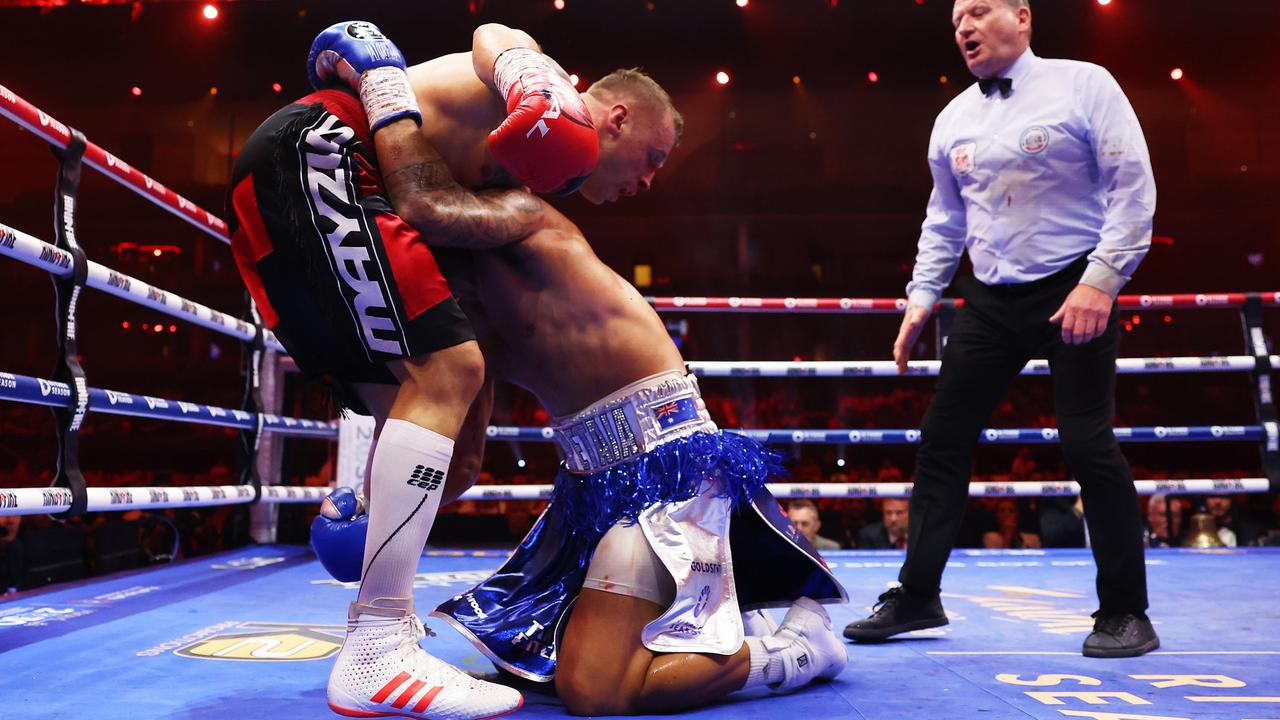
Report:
743,636,786,689
356,418,452,609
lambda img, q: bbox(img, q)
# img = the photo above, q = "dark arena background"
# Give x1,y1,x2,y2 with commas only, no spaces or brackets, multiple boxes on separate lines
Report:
1,1,1278,719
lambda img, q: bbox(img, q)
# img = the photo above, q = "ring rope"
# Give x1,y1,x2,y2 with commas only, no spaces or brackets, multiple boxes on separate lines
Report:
443,478,1272,503
0,478,1267,518
0,484,331,517
0,220,285,352
648,293,1280,313
687,357,1280,377
484,424,1265,444
0,370,337,437
0,83,229,241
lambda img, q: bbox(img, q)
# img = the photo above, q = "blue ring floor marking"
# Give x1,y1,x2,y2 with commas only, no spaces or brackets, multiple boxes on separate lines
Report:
2,547,1277,719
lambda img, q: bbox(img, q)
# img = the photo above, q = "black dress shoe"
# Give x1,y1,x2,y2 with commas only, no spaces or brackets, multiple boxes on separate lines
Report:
843,586,948,642
1082,613,1160,658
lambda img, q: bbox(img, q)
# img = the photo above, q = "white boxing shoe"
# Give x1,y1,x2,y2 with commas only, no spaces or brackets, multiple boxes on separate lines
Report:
328,600,523,720
771,597,848,692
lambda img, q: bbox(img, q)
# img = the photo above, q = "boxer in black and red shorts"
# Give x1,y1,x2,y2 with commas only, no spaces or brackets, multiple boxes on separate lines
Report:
224,21,599,719
229,88,470,415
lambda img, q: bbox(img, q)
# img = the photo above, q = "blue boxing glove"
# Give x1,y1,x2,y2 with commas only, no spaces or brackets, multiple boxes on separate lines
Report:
310,486,368,583
307,20,421,132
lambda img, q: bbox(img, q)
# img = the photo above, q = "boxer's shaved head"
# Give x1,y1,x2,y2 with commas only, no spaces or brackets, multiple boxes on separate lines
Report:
586,68,682,145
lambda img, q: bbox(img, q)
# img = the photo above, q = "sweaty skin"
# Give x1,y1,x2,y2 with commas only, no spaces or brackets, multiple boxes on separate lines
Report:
402,52,684,414
397,52,749,715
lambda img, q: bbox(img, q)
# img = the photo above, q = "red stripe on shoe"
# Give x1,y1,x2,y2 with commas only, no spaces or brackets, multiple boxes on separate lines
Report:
370,671,411,704
392,680,426,709
410,686,443,714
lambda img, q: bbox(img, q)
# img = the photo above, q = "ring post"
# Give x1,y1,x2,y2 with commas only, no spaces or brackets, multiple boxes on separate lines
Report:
1240,293,1279,489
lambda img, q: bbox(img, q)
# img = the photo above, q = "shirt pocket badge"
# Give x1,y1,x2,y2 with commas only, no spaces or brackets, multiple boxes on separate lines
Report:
1019,125,1050,155
950,142,976,176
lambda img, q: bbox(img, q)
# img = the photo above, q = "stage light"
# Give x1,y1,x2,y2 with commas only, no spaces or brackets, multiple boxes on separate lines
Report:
168,325,177,333
154,325,164,334
553,0,565,9
1097,0,1111,5
201,4,218,20
867,71,879,83
209,87,218,96
715,70,730,85
940,75,949,85
1170,67,1184,81
736,0,748,7
792,75,802,85
568,73,579,87
121,321,130,330
517,459,527,468
271,82,282,93
130,86,142,97
153,248,162,256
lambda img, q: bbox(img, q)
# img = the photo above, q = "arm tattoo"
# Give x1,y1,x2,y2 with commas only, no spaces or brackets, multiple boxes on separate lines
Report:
384,157,547,248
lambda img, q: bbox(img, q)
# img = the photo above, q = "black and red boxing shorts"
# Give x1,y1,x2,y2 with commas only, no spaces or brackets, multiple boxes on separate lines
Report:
226,89,472,415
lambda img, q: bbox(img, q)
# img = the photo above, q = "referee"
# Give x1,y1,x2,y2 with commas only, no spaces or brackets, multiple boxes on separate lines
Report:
844,0,1158,657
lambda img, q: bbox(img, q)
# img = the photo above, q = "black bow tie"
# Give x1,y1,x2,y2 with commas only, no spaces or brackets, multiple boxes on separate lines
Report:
979,77,1013,98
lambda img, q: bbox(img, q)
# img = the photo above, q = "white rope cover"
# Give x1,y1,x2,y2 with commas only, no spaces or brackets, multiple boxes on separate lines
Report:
0,478,1267,517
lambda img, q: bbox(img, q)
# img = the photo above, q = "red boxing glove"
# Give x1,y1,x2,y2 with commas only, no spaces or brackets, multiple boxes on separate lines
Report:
489,48,598,195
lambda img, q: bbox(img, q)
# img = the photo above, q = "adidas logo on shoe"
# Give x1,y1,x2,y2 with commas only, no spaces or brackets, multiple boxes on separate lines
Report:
407,465,444,491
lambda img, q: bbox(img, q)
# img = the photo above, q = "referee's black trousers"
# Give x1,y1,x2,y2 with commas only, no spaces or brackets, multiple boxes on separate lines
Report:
898,255,1149,616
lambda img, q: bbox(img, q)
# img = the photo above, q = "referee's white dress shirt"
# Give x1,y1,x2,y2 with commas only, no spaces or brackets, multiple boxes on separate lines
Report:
906,48,1156,309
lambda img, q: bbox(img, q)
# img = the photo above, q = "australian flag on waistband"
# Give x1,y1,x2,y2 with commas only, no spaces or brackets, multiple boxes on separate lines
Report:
651,396,698,430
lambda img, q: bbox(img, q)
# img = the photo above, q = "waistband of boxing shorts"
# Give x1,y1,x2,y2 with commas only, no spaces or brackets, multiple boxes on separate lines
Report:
551,369,718,475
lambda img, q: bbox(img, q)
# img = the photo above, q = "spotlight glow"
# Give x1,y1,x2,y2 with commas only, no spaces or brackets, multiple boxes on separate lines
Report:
715,70,730,85
553,0,565,9
736,0,749,7
867,71,879,83
1170,67,1184,81
1097,0,1111,5
202,4,218,20
271,82,282,93
568,73,580,87
131,86,142,97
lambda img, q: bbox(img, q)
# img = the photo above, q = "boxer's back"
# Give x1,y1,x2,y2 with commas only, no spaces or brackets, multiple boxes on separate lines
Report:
407,53,517,190
463,223,685,417
406,53,683,414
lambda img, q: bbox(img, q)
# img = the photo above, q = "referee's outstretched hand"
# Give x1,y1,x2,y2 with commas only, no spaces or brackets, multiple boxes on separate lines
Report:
893,304,933,375
1049,284,1112,345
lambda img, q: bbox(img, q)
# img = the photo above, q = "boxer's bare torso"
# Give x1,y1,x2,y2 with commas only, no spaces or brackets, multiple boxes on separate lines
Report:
406,53,683,416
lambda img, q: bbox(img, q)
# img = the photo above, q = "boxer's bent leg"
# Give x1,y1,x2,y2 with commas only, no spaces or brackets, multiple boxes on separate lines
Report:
355,342,484,607
442,377,496,506
1048,310,1148,617
898,297,1030,596
556,522,749,715
557,589,751,716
